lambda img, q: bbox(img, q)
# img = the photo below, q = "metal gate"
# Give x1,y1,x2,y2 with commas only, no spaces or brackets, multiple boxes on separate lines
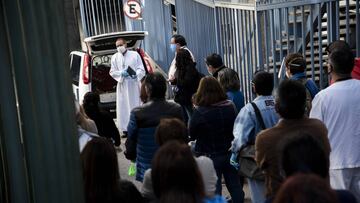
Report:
80,0,126,37
216,0,360,102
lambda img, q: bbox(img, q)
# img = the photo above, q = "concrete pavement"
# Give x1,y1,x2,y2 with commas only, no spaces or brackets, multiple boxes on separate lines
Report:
116,137,252,202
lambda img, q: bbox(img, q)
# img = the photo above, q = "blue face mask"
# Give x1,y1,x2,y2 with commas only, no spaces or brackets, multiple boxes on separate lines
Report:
170,44,177,52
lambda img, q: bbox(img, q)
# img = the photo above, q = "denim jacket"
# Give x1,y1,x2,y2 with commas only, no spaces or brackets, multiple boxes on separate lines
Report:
231,95,279,153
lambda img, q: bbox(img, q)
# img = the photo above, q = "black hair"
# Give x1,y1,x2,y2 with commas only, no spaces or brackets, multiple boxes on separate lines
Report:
83,92,101,118
155,118,188,146
252,71,274,96
275,80,306,119
152,141,205,203
172,34,187,46
273,174,338,203
81,137,120,203
325,40,351,54
144,72,167,99
218,68,241,92
285,53,307,74
205,53,224,69
328,49,354,75
176,49,194,70
280,132,329,179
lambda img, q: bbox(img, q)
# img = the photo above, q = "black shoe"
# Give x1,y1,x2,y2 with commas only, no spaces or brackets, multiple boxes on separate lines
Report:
121,131,128,138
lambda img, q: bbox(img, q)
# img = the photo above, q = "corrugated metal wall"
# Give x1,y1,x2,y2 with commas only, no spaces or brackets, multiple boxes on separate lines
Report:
175,0,218,74
124,0,173,72
142,0,173,72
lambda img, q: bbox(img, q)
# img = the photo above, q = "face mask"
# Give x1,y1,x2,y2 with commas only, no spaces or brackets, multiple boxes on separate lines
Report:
207,67,213,75
117,46,126,54
170,44,177,53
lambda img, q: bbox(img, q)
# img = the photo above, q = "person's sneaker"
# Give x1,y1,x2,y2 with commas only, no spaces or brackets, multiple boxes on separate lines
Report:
121,131,128,138
225,196,232,203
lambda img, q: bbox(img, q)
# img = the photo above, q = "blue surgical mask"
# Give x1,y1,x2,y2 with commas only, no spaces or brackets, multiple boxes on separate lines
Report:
170,44,177,52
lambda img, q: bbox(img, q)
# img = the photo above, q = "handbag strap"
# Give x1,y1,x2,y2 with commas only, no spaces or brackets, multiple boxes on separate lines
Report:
250,102,266,130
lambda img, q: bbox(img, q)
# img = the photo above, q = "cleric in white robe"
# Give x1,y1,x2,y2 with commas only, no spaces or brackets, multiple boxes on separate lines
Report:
110,38,145,135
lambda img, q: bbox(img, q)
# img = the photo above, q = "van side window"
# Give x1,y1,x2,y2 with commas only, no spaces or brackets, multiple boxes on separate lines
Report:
70,54,81,86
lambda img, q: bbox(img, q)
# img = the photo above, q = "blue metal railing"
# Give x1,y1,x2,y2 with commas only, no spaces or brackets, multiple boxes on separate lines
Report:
215,0,360,102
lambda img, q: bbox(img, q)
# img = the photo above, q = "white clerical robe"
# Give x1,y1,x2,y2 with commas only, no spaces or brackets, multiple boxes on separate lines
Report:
110,50,145,132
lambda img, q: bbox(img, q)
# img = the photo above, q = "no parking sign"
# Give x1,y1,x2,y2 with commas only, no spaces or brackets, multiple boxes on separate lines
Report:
124,0,142,20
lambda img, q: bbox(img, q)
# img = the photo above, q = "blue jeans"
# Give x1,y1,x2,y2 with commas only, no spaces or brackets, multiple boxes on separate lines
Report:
248,179,266,203
210,152,245,203
181,104,193,126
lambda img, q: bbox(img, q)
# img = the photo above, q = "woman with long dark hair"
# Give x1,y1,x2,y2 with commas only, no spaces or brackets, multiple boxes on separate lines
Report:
81,137,143,203
152,141,226,203
172,49,202,125
152,141,205,203
190,76,244,203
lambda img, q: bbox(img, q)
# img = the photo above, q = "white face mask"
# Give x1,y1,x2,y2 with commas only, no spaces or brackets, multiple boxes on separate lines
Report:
117,46,126,54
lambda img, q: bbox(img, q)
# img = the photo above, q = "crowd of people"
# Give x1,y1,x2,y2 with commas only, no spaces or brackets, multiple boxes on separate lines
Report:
75,36,360,203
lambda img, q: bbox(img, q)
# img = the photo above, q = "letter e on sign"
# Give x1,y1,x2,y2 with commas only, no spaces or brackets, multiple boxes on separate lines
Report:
124,0,142,20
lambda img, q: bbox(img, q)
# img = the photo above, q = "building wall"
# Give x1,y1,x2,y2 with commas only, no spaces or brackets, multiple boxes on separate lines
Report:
124,0,173,72
175,0,218,74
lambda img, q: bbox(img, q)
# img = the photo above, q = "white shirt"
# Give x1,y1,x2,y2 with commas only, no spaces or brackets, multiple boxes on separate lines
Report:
310,79,360,169
78,126,99,152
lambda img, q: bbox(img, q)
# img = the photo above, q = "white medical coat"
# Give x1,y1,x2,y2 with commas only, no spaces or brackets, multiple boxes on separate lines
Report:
110,50,145,132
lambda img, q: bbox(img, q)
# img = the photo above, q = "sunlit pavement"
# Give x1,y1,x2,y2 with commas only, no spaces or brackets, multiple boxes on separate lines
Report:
116,136,252,203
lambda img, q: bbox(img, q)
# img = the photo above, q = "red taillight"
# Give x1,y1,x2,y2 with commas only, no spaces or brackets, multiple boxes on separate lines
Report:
138,48,153,74
82,54,90,84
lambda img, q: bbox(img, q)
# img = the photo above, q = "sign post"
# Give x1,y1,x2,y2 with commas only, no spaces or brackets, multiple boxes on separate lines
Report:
123,0,142,20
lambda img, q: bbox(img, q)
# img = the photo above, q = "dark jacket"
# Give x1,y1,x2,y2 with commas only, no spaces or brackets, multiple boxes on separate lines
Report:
255,118,331,198
85,109,121,146
173,64,202,105
115,180,145,203
189,100,237,155
125,99,183,181
226,90,245,113
212,66,226,79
